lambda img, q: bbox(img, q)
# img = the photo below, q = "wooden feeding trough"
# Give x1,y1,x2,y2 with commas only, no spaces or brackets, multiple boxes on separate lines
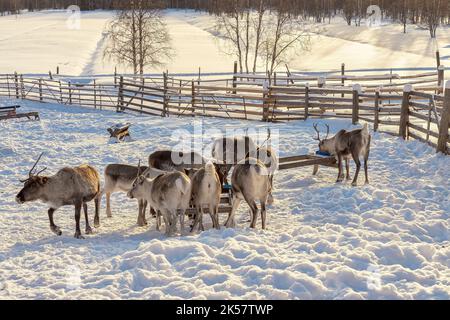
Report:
0,105,40,121
186,154,338,217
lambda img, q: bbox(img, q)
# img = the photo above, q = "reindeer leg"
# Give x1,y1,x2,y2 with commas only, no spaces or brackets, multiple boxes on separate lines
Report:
261,201,267,230
207,205,216,230
336,154,344,183
345,159,351,180
352,152,362,187
214,205,220,230
142,201,148,225
364,137,371,185
179,209,186,235
84,203,93,235
248,200,259,229
137,200,147,227
156,210,162,232
105,192,112,218
199,207,205,232
74,202,84,239
225,198,241,228
94,195,100,228
191,206,201,232
48,208,62,236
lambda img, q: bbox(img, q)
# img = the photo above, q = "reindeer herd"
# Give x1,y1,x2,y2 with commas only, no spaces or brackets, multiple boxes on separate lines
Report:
15,124,371,240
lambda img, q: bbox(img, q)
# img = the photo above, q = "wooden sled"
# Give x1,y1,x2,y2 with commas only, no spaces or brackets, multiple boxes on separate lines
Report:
0,105,40,121
108,123,132,143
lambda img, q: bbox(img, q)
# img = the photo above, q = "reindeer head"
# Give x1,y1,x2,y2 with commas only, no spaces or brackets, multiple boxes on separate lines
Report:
16,153,49,204
313,124,334,154
128,160,148,200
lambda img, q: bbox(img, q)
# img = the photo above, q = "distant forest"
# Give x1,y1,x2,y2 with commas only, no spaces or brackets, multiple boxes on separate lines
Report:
1,1,449,28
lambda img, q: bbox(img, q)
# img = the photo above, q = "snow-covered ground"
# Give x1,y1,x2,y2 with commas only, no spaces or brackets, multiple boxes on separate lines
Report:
0,10,449,75
0,98,449,299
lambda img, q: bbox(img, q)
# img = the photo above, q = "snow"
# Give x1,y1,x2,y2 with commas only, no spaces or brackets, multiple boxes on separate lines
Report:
1,10,449,76
0,98,449,300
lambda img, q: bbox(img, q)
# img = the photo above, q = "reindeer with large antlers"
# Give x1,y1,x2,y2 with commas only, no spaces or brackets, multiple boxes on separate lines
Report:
16,154,101,239
314,123,371,186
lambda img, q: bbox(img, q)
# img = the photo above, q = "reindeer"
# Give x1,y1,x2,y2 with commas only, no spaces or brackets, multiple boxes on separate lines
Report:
314,123,371,186
190,162,222,232
104,164,151,227
15,154,101,239
251,146,278,205
211,136,257,184
149,150,206,172
225,158,272,230
150,149,230,191
128,165,191,236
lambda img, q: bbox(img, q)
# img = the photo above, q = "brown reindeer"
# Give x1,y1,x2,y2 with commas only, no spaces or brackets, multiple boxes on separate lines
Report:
314,123,371,186
16,154,101,239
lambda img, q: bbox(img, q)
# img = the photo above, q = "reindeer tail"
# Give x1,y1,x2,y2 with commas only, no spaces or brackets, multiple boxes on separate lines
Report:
362,123,370,137
176,177,191,196
205,161,216,175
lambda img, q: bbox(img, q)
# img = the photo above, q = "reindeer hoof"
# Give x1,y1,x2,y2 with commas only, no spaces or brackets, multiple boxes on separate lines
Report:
51,226,62,236
137,221,148,227
352,182,358,187
85,227,94,235
74,232,85,240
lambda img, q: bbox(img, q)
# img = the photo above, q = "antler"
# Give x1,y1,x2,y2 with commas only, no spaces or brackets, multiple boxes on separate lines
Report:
136,160,141,180
313,124,321,141
324,124,330,140
20,153,45,183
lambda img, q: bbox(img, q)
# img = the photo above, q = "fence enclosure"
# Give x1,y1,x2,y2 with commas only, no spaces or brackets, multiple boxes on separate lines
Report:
0,67,449,154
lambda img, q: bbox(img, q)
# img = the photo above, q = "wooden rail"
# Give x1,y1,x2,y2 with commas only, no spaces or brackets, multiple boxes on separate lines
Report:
0,68,448,154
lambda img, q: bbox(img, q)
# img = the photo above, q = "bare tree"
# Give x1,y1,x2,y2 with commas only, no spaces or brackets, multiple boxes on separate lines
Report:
422,0,446,38
104,0,173,74
260,10,311,76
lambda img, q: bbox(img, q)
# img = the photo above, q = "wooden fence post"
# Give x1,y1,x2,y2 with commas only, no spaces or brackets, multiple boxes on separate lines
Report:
39,78,43,102
163,72,168,117
93,79,97,109
6,74,11,98
352,84,362,125
191,81,196,116
117,76,124,113
399,84,413,139
438,65,445,94
20,75,24,99
374,89,380,132
436,50,441,69
68,81,72,105
305,83,310,120
58,80,62,103
14,72,19,99
262,79,270,122
341,63,345,98
437,80,450,154
318,77,326,88
232,61,238,94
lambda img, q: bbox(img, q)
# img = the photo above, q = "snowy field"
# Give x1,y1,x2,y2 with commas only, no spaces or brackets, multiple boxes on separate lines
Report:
0,98,449,300
0,10,449,75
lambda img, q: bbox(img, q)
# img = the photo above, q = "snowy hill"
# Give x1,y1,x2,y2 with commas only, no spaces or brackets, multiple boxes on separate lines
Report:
0,98,449,299
0,10,448,75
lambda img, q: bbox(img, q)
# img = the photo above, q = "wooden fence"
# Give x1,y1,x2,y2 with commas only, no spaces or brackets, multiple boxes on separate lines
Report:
0,68,448,154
